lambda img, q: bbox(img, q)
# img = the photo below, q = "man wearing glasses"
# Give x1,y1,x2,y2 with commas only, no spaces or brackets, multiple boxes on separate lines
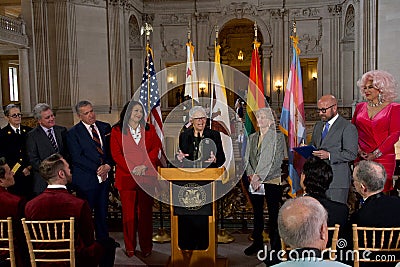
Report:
0,104,33,198
310,95,358,204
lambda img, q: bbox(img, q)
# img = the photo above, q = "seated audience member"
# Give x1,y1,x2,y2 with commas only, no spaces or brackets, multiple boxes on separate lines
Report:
24,154,115,267
0,157,28,267
301,156,349,227
349,160,400,267
351,160,400,226
272,197,350,266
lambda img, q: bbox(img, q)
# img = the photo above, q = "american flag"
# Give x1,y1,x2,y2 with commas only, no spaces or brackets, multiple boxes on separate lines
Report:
139,45,164,148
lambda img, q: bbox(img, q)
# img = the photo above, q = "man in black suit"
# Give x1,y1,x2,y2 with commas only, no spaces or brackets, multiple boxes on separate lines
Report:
67,100,113,241
26,103,68,196
351,160,400,226
0,104,32,198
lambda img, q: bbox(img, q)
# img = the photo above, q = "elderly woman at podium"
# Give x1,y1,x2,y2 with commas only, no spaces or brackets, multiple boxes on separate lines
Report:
176,105,225,250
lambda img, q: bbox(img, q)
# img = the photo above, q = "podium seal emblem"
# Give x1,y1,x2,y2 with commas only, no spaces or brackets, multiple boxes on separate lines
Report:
178,183,206,210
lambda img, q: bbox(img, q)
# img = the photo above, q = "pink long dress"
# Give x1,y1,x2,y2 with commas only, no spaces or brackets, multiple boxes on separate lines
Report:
352,102,400,191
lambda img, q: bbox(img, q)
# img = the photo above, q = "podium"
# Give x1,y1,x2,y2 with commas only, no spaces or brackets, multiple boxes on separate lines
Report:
159,167,226,267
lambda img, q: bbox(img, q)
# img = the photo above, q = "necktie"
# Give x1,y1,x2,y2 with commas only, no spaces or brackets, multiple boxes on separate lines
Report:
16,129,20,135
47,129,59,152
90,125,104,156
321,122,330,140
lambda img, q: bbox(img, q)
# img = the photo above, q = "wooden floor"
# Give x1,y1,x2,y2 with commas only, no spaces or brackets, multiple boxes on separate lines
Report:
111,231,266,267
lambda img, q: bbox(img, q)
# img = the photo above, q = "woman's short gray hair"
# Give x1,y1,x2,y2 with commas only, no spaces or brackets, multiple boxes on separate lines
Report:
189,106,207,119
4,104,19,116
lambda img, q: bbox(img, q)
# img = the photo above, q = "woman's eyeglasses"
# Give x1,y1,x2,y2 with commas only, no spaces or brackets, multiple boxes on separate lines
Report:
9,113,23,118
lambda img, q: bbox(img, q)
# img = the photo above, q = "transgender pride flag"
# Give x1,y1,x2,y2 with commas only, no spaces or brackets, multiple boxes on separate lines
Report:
279,35,306,197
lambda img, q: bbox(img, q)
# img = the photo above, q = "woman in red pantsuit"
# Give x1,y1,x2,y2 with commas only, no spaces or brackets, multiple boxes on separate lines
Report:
110,101,161,257
352,70,400,192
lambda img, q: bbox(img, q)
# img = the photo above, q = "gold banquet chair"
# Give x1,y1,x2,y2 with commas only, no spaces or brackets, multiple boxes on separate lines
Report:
21,217,75,267
352,224,400,267
280,224,340,260
0,217,16,267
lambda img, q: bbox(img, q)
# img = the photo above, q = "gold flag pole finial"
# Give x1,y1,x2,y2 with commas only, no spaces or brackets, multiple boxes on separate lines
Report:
254,21,258,42
253,21,260,49
187,20,191,42
141,22,153,44
290,20,301,55
293,20,297,36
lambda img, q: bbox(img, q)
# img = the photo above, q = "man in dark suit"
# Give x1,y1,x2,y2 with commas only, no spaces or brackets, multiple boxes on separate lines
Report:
25,154,115,267
67,100,113,241
310,95,358,204
351,160,400,226
26,103,68,196
0,104,33,198
0,157,28,267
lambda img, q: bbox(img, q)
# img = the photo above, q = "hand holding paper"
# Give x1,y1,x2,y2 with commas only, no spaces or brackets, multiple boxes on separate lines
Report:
293,145,317,159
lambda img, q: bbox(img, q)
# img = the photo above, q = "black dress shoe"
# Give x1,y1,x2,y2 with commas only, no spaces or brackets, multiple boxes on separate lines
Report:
244,243,264,256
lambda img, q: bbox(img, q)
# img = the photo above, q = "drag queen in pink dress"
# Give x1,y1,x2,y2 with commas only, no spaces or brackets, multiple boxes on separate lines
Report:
352,70,400,192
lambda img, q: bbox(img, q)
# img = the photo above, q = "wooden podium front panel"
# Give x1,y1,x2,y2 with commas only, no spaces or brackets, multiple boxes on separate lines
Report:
159,168,223,267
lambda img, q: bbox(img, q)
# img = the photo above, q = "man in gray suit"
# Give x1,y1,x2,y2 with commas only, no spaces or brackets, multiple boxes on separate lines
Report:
26,103,68,196
310,95,358,204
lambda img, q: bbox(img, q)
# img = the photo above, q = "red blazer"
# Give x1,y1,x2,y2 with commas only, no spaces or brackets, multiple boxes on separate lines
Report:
25,188,103,266
0,187,27,267
110,124,161,191
0,187,25,218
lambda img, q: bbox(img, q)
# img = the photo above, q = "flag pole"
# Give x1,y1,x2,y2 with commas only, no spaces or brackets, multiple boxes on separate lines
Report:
187,21,194,108
141,22,153,122
253,21,260,108
210,26,218,129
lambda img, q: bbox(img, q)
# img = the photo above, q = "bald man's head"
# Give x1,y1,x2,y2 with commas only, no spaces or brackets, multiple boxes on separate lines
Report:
317,94,338,121
278,196,328,250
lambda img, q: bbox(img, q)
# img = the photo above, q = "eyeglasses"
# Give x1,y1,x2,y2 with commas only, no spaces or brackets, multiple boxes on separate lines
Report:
9,113,23,118
316,104,336,113
193,117,206,121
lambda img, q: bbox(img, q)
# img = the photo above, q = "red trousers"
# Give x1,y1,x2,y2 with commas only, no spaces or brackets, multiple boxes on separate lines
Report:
119,189,153,253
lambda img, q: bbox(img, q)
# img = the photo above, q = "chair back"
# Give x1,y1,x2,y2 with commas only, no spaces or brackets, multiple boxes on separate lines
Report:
352,224,400,267
21,217,75,267
280,224,340,261
0,217,16,267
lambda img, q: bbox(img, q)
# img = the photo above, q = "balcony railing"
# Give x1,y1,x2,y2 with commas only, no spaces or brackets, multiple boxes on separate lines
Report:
0,14,28,47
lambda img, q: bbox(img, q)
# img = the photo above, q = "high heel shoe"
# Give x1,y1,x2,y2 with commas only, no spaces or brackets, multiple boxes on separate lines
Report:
125,250,135,258
142,251,151,258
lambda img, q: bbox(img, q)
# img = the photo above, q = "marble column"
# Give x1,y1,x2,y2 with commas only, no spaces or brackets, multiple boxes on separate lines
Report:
18,48,31,114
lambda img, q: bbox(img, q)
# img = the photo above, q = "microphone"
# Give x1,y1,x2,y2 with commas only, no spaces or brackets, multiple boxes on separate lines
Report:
193,132,202,167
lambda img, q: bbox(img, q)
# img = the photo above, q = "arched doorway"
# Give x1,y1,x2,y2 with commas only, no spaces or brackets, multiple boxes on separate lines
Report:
219,18,264,107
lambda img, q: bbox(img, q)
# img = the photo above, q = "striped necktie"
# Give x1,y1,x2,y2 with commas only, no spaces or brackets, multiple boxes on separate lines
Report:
90,125,104,156
47,128,59,152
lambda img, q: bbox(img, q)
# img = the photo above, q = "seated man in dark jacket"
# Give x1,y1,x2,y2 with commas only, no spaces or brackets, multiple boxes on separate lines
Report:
25,154,115,267
349,160,400,266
